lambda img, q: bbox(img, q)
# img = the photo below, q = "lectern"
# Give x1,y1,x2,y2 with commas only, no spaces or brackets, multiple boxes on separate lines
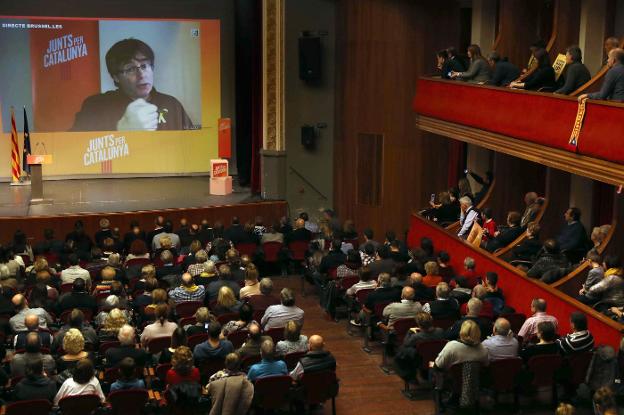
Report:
26,154,52,202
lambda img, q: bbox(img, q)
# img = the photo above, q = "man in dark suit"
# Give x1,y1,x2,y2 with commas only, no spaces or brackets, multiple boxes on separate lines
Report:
286,218,312,245
362,273,402,316
580,48,624,102
122,221,147,254
224,217,247,245
105,325,148,367
206,264,241,302
557,207,590,253
146,216,165,252
155,250,183,280
446,298,491,341
423,282,459,320
14,314,52,350
367,245,396,277
485,211,524,252
95,218,113,249
319,240,346,274
409,273,435,302
485,51,520,86
57,278,97,315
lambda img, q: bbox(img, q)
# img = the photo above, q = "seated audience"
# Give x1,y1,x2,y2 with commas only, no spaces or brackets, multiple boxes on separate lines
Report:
482,318,519,361
54,359,105,405
446,298,491,341
434,320,489,370
519,321,559,361
60,253,91,286
579,251,605,295
423,282,460,320
557,311,594,354
140,304,178,346
261,288,304,329
248,277,280,312
590,224,612,252
160,327,188,364
509,48,556,90
382,286,422,327
480,208,496,243
10,332,56,377
99,308,129,341
206,264,241,302
403,311,445,347
10,293,53,332
422,262,443,288
167,346,200,385
106,324,148,367
346,266,378,296
557,207,590,255
518,298,559,342
193,322,234,363
13,357,57,401
360,228,381,254
367,245,396,277
110,357,146,391
436,251,454,282
187,249,209,277
510,222,542,263
409,272,434,301
337,249,361,279
485,51,520,86
436,49,463,79
222,302,255,336
239,264,261,298
450,44,491,82
52,309,98,353
429,191,460,224
57,277,97,315
579,48,624,102
186,307,214,336
483,272,505,306
206,353,254,415
247,339,288,381
555,45,591,95
526,239,570,281
459,285,495,319
485,211,523,252
13,313,52,350
579,254,624,307
521,192,541,228
457,196,479,239
276,320,309,355
236,322,271,359
593,386,620,415
290,334,336,381
212,286,242,316
169,272,206,304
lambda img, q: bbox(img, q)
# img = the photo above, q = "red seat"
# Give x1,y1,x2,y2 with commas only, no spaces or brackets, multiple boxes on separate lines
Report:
288,241,308,261
99,340,120,355
236,242,257,257
499,312,526,334
241,354,262,371
227,329,248,349
432,317,456,330
566,351,593,387
108,389,149,415
264,326,285,343
188,333,209,350
103,367,120,383
5,399,52,415
60,283,73,294
44,252,60,266
175,301,203,318
146,336,171,354
488,358,523,404
327,267,338,280
373,301,392,319
262,241,283,263
284,351,307,371
217,312,239,325
60,308,93,323
355,288,374,305
391,318,415,344
58,394,101,415
252,309,265,323
527,354,563,404
179,316,197,327
155,363,172,383
414,339,448,371
253,375,292,410
337,275,359,291
124,257,151,268
199,357,225,383
300,370,339,415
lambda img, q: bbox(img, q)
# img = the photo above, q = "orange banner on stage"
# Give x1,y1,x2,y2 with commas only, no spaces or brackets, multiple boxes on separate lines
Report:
218,117,231,159
27,154,53,165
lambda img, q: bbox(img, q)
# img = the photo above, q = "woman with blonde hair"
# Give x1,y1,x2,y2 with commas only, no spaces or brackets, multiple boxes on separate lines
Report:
276,320,308,355
423,261,443,288
185,307,216,336
434,320,488,370
166,346,200,385
99,308,128,341
57,328,93,375
212,286,242,316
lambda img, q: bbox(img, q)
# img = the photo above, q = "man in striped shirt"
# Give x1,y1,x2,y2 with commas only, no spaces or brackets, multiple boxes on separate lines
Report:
517,298,559,343
557,311,594,354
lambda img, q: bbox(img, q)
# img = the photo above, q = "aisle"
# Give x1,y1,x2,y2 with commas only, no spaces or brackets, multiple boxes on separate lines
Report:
273,276,434,415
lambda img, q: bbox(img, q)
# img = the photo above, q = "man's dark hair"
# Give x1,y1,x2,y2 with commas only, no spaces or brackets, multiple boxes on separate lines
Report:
482,207,493,220
486,272,498,286
299,212,309,221
385,230,396,242
360,266,372,282
604,254,622,270
239,302,253,322
487,51,501,62
364,243,375,256
566,45,583,62
25,357,44,379
446,46,458,57
69,309,85,328
331,239,342,252
438,251,450,263
73,277,86,293
377,244,390,259
105,38,155,80
68,253,79,266
421,237,434,256
534,48,551,68
437,49,449,60
568,207,582,221
570,311,588,331
280,288,295,307
346,249,361,265
73,359,95,384
543,239,560,254
537,321,556,342
208,321,222,339
119,357,137,381
363,228,373,240
163,220,173,233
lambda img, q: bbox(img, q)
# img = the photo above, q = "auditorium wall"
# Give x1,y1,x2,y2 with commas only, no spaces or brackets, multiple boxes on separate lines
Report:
0,0,237,179
284,0,336,221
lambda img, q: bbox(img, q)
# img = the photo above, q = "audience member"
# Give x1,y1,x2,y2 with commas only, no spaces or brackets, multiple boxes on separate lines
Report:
510,222,542,263
53,309,98,353
110,357,146,391
106,324,148,367
13,357,57,401
207,264,240,302
580,48,624,102
457,196,479,239
247,338,288,381
261,288,304,329
221,303,255,336
239,264,261,298
485,211,523,252
236,322,271,359
403,312,445,347
485,51,520,86
509,48,556,90
526,239,569,281
167,346,200,385
557,311,594,354
518,298,559,342
140,304,178,346
9,293,53,332
60,253,91,286
54,359,105,405
482,318,519,361
593,386,620,415
446,298,491,341
169,272,206,304
423,282,460,319
276,320,309,355
422,262,443,288
248,277,280,312
519,321,559,361
408,272,434,301
579,251,604,295
194,321,234,362
346,267,378,296
382,286,422,327
13,313,53,350
10,332,56,377
555,45,591,95
434,320,489,370
290,334,336,381
557,207,590,255
521,192,541,228
160,327,188,364
450,44,491,82
580,255,624,307
213,286,242,316
206,353,254,415
185,307,214,336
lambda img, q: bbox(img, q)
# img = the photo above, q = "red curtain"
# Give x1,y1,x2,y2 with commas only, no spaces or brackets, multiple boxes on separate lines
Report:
592,181,614,226
447,140,466,188
250,0,262,194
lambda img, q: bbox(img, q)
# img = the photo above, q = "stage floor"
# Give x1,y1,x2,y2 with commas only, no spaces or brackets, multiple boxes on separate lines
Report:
0,176,256,217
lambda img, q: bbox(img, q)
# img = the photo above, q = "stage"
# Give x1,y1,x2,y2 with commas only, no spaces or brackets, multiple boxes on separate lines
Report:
0,176,288,243
1,176,254,217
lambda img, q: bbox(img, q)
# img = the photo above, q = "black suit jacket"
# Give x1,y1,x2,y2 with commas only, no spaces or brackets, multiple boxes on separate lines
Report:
105,345,149,367
57,292,97,314
287,228,312,244
224,224,247,245
428,298,460,320
487,61,521,86
485,226,524,252
557,221,589,252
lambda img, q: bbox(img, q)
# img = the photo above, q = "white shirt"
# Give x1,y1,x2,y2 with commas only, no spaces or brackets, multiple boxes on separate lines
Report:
60,265,91,286
54,376,106,405
458,207,478,239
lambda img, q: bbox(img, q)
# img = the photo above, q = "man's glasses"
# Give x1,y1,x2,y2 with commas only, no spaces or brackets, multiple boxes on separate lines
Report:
118,63,153,76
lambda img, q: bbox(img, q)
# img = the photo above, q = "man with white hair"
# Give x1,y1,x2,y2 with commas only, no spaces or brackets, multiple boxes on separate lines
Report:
446,298,491,341
457,196,479,239
187,250,209,277
169,272,206,304
105,324,148,367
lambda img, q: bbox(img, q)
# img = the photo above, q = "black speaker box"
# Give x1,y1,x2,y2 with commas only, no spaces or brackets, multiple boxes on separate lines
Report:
298,36,321,82
301,125,316,150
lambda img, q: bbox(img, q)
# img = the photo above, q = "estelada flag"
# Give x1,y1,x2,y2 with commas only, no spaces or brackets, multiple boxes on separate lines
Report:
22,106,32,174
10,107,20,182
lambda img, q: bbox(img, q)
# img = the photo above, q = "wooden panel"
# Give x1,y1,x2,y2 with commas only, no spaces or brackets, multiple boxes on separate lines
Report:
356,133,383,206
0,201,287,245
334,0,461,241
548,0,581,58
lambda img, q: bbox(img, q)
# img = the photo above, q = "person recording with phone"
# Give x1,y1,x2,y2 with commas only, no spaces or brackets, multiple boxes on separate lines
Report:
71,38,193,131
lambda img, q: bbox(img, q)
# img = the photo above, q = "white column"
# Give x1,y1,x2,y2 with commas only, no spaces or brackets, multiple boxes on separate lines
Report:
579,0,608,75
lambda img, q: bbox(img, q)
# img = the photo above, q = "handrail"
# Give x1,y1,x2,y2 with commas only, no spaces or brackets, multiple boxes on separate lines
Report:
494,197,548,258
444,178,497,233
551,218,617,293
288,166,328,201
571,38,624,96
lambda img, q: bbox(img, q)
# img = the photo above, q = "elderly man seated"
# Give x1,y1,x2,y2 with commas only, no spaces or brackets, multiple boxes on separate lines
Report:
482,318,519,361
169,272,206,304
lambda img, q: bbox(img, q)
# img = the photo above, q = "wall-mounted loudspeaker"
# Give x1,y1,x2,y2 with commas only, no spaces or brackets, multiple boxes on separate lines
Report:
301,125,316,150
298,36,321,82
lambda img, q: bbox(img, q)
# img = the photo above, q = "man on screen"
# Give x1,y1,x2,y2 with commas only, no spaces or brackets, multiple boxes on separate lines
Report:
71,38,193,131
